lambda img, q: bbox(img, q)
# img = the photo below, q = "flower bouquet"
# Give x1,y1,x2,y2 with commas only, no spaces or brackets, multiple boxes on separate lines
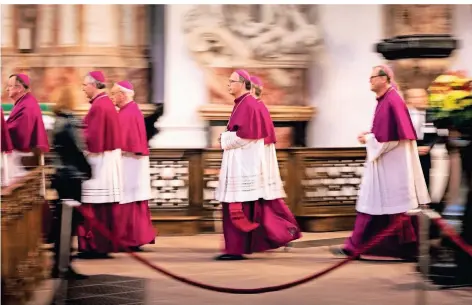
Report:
428,71,472,138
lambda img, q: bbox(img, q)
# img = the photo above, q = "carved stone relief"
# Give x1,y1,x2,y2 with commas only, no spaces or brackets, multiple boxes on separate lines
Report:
382,5,456,110
182,5,322,107
385,4,452,37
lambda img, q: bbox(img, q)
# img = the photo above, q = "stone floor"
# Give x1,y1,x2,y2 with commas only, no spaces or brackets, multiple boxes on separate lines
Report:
29,233,472,305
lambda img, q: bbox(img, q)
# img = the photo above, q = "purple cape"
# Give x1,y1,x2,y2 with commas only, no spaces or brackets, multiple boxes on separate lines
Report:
118,101,149,155
1,109,13,153
227,93,269,140
371,87,417,142
83,92,122,153
6,93,50,153
257,99,276,144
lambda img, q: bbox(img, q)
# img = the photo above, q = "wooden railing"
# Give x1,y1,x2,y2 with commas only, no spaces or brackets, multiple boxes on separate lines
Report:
145,147,366,234
1,168,47,305
44,147,367,235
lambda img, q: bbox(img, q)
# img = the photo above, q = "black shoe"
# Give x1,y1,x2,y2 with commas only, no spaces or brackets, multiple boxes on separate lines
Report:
214,254,247,261
51,267,88,280
66,267,89,280
76,252,112,259
329,247,360,259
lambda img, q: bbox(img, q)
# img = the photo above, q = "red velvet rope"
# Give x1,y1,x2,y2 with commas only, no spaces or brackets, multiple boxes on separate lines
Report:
74,207,409,294
432,217,472,258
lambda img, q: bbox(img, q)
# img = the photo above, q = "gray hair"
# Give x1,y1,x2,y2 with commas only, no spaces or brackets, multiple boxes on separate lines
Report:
84,75,106,89
115,84,135,100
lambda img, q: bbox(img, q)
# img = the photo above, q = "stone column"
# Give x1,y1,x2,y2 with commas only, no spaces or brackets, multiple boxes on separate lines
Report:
1,5,14,52
83,4,118,47
148,5,207,148
381,5,457,109
37,5,55,49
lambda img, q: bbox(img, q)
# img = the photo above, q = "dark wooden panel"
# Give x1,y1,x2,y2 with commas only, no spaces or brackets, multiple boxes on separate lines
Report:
43,147,367,234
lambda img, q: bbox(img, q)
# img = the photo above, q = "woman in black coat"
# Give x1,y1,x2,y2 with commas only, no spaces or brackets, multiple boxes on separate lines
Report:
50,86,91,279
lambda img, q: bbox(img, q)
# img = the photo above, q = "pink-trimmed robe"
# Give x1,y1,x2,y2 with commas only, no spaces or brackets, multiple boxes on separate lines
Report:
77,92,123,254
344,88,430,259
116,101,156,249
5,93,49,180
257,100,301,249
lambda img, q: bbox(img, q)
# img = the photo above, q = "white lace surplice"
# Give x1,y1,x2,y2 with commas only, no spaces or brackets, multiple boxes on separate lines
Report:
120,154,152,204
82,149,123,204
1,153,11,187
356,133,430,215
262,143,286,200
215,131,266,203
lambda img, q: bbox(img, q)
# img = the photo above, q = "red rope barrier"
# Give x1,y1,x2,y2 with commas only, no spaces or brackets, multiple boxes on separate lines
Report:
74,206,408,294
432,217,472,258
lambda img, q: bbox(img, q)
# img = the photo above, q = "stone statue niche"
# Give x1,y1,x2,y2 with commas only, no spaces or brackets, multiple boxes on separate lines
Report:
182,4,323,148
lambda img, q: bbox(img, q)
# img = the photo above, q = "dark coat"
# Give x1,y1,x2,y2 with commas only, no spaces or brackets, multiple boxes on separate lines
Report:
50,111,91,202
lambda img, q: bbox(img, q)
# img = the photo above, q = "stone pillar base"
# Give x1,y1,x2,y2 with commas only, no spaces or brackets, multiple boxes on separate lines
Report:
149,124,207,148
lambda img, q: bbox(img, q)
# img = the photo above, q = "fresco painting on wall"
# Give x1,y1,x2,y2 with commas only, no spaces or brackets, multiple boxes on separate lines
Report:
1,66,150,106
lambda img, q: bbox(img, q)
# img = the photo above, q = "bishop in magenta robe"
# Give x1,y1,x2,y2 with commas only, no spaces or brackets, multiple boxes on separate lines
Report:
5,74,50,180
331,65,430,260
249,76,301,251
111,80,156,251
214,70,270,261
77,70,123,258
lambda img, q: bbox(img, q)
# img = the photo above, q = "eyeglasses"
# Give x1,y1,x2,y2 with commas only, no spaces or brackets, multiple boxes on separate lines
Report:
370,75,384,80
370,70,389,80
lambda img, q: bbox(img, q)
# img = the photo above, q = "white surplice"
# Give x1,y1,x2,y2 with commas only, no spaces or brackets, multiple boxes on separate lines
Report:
1,153,11,187
4,151,46,196
215,131,266,203
81,149,123,204
262,143,286,200
355,133,431,215
120,153,152,204
7,150,34,178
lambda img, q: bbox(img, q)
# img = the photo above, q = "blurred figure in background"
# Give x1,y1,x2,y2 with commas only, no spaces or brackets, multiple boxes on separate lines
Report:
406,88,439,190
110,80,156,251
331,65,430,260
77,71,123,259
250,76,301,251
50,86,91,279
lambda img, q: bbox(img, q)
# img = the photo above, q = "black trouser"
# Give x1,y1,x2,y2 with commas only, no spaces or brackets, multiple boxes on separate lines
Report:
456,148,472,282
52,200,81,271
419,153,431,190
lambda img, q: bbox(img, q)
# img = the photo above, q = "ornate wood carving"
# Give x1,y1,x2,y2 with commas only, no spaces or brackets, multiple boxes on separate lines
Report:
1,168,47,305
44,147,368,235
